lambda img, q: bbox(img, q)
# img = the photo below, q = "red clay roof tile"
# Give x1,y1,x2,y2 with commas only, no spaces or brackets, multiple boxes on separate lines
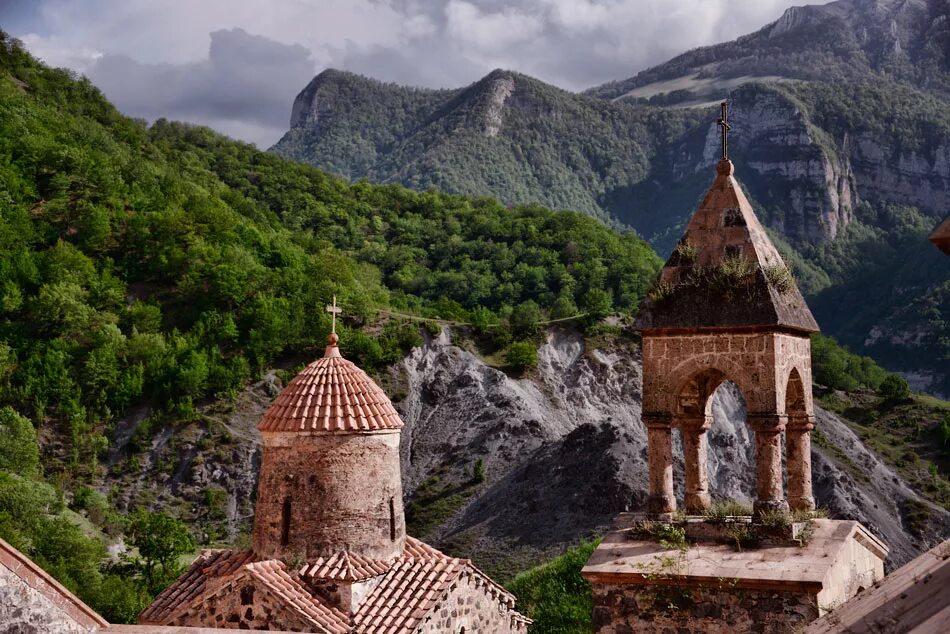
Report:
300,550,392,582
139,539,528,632
259,341,404,433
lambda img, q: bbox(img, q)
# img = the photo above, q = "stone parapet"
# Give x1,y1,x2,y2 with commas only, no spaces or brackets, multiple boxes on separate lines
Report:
583,518,887,633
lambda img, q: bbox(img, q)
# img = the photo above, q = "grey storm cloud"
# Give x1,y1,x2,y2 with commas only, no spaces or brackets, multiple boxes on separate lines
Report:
5,0,826,147
86,29,315,147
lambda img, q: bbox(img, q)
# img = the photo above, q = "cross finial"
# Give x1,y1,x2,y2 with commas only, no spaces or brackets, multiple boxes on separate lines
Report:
718,101,731,161
325,295,342,335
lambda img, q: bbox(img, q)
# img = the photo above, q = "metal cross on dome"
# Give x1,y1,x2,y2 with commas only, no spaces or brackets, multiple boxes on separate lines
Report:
718,101,731,161
326,295,342,334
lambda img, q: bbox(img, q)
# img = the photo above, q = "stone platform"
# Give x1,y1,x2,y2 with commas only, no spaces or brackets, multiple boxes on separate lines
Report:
582,515,888,634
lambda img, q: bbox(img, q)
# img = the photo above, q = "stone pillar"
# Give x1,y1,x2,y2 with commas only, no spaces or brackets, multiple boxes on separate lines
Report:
786,414,816,511
645,416,675,515
680,416,712,514
749,414,788,516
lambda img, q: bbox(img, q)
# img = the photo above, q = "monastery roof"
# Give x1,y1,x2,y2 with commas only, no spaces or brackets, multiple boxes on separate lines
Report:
0,536,108,631
804,539,950,633
139,537,528,633
930,215,950,255
259,333,404,434
300,550,392,583
634,159,819,334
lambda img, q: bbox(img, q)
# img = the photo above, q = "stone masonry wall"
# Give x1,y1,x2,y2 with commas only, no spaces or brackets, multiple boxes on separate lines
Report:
0,565,93,634
591,582,819,634
416,572,528,634
642,332,811,416
253,430,405,562
169,576,315,632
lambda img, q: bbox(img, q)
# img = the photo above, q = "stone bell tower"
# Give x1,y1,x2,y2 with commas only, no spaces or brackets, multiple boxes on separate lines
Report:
634,102,820,517
582,103,888,634
252,298,406,562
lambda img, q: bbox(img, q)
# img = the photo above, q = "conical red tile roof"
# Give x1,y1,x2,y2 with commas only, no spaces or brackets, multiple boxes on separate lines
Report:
259,334,404,433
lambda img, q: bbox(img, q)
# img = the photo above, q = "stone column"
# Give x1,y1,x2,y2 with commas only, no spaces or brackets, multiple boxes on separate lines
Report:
786,414,816,511
748,414,788,516
645,416,675,516
680,416,712,514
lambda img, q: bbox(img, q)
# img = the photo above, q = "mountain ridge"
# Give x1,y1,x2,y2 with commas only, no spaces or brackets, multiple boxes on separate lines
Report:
271,0,950,396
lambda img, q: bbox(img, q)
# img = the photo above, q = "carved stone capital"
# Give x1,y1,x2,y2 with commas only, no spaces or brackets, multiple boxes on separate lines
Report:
747,413,787,433
677,415,712,432
643,413,674,430
786,414,816,431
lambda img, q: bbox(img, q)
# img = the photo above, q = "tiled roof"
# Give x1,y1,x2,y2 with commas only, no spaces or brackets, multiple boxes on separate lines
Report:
139,538,528,633
244,560,350,634
354,537,524,633
259,336,404,433
300,550,392,582
139,550,254,623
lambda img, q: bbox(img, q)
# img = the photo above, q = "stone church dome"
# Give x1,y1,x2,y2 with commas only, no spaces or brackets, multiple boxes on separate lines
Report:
259,333,404,433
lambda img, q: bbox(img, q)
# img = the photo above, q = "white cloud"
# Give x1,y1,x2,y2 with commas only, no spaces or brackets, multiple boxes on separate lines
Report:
445,1,544,51
5,0,829,146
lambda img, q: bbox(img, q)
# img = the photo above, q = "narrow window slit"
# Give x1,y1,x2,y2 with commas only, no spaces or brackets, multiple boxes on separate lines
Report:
281,497,292,546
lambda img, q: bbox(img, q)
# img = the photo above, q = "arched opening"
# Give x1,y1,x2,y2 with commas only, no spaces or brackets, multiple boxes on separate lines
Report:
280,497,292,546
676,368,726,418
785,368,806,417
674,369,755,512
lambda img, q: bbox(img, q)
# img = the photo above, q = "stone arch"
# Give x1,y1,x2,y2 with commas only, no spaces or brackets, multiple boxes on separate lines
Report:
668,355,757,415
784,367,806,417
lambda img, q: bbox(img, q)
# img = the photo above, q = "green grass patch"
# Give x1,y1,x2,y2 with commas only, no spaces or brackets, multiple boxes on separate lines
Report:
507,541,598,634
819,391,950,509
405,475,477,539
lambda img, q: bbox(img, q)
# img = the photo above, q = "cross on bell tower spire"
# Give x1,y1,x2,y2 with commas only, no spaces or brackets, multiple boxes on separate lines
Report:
718,101,731,161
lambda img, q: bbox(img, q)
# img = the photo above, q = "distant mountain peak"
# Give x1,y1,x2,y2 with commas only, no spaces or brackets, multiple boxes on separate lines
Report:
586,0,946,104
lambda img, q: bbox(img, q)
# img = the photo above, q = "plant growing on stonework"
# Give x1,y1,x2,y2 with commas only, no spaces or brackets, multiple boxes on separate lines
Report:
704,499,753,523
712,255,757,292
673,240,698,265
655,524,688,553
647,280,677,304
724,523,759,551
635,553,693,613
757,509,793,529
763,264,795,293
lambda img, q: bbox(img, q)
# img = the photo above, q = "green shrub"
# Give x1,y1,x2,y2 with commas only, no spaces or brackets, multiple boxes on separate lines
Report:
472,458,486,484
506,341,538,372
0,408,39,477
878,374,911,402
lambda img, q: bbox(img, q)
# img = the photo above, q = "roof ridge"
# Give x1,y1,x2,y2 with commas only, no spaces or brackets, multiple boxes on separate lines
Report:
0,537,108,629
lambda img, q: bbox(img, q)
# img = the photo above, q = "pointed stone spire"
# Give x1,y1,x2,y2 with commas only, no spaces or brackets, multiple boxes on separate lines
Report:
634,157,819,333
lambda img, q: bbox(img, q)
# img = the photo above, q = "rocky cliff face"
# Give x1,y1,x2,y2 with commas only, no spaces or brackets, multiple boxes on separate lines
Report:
392,329,948,574
111,329,947,576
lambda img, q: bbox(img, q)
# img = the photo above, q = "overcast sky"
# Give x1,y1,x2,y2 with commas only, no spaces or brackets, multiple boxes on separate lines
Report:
1,0,826,147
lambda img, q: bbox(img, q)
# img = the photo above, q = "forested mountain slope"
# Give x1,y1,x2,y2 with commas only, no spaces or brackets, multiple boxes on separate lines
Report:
271,0,950,396
1,28,948,628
